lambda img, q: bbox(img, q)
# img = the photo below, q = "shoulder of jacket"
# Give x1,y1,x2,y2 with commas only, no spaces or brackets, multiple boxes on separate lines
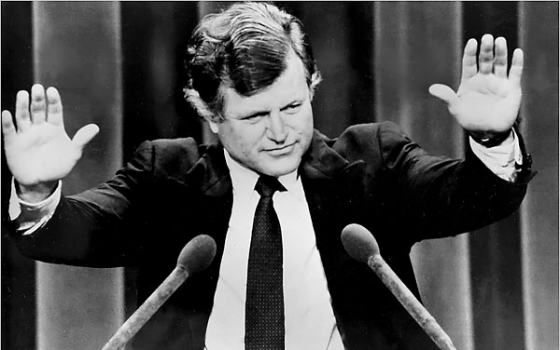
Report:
336,122,386,147
328,122,410,163
340,121,401,137
149,137,198,151
138,137,205,175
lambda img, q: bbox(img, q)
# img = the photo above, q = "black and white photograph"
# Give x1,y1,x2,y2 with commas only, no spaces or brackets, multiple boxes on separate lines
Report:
1,2,558,350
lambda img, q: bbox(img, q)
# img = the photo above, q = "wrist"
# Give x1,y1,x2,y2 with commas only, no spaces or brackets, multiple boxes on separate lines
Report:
16,181,58,203
468,129,513,148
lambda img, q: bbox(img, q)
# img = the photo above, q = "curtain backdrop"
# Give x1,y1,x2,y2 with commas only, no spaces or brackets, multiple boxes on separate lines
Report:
1,2,557,350
33,3,124,350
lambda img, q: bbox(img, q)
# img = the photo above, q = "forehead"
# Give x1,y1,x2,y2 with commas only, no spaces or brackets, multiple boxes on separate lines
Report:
221,52,308,119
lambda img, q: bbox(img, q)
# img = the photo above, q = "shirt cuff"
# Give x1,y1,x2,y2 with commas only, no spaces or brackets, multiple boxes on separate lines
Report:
469,130,523,182
9,179,62,235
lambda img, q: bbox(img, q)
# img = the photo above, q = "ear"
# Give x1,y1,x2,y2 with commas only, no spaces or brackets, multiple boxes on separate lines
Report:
308,85,316,102
205,117,220,134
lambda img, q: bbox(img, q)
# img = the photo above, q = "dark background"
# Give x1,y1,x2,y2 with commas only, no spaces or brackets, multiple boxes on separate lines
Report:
2,2,558,350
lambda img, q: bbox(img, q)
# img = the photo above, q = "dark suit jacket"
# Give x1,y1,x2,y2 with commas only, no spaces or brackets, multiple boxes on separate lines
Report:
12,122,532,350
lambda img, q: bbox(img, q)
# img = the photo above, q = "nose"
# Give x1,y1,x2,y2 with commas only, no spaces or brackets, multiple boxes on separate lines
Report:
267,111,288,143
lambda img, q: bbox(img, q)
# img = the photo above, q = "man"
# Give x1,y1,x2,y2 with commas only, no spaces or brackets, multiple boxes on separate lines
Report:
2,2,533,350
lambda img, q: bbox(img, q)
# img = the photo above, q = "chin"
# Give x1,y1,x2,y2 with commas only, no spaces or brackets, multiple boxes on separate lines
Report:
258,158,301,177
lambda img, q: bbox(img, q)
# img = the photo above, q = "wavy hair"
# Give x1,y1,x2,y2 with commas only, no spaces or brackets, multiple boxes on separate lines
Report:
184,2,322,121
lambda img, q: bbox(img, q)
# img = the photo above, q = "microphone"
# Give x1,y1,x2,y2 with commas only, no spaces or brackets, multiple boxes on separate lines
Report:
341,224,457,350
101,234,217,350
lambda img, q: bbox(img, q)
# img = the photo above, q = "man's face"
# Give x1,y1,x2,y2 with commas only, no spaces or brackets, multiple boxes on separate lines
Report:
207,52,314,177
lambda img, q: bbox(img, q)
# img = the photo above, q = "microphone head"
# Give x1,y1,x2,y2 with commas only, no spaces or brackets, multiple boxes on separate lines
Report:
341,223,380,263
177,234,217,273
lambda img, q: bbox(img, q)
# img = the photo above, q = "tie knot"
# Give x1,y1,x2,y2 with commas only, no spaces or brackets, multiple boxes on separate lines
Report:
255,175,286,197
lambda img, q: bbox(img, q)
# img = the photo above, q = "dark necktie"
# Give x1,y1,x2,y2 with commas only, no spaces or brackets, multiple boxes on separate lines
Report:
245,175,286,350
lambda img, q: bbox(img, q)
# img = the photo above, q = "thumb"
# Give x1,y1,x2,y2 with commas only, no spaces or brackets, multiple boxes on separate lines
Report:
72,123,99,148
428,84,458,107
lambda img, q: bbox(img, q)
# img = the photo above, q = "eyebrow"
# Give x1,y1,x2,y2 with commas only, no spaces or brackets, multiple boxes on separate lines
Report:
239,109,270,119
236,96,305,119
280,99,303,110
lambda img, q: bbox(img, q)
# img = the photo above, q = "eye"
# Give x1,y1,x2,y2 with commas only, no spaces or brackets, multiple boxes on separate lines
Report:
282,102,302,114
241,112,267,124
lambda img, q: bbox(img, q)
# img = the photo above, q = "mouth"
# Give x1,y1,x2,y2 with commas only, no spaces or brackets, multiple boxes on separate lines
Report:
264,142,297,155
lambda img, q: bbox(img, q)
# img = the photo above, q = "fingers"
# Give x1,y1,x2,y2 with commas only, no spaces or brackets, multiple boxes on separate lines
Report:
46,87,63,125
467,34,522,81
30,84,47,123
7,84,64,131
429,84,458,109
509,48,524,85
1,110,16,141
15,90,31,131
478,34,494,74
461,38,478,80
72,124,99,148
493,37,508,78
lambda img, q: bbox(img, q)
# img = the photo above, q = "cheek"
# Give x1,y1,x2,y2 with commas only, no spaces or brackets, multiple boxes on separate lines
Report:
221,124,264,156
300,109,314,150
292,107,314,137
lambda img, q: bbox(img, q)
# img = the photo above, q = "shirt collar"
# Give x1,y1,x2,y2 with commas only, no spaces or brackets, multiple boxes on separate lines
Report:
223,149,300,196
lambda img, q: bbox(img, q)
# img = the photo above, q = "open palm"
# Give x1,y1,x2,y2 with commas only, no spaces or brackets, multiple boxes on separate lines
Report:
1,85,98,192
429,34,523,134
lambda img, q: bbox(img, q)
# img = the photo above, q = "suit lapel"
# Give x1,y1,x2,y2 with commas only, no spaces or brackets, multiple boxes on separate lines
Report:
179,145,233,296
299,130,369,346
300,129,366,232
300,130,367,280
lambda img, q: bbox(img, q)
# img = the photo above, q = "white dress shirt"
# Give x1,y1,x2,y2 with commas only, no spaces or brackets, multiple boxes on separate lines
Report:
204,150,344,350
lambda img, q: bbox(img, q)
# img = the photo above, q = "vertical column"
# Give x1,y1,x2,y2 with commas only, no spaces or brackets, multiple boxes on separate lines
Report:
285,2,375,136
119,3,201,332
519,3,559,350
1,3,35,349
120,2,201,161
463,3,526,349
32,3,124,350
373,3,473,350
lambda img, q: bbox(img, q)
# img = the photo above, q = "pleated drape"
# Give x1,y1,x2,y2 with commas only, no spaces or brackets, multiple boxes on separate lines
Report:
32,3,124,350
1,2,557,350
519,3,559,350
372,4,472,349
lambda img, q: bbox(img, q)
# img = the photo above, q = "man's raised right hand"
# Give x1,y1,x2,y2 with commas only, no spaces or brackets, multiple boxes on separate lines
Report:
1,84,99,203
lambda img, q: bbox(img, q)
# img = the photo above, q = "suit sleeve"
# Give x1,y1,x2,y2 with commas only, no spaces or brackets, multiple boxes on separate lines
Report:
377,121,532,241
11,140,155,268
